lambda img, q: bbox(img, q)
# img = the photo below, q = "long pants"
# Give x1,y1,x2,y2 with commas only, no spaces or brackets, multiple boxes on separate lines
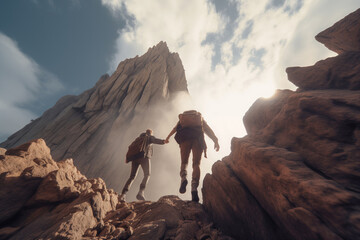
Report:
180,139,203,191
121,157,150,194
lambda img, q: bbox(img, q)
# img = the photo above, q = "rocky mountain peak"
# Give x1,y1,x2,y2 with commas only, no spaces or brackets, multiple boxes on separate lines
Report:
145,41,170,56
0,41,191,198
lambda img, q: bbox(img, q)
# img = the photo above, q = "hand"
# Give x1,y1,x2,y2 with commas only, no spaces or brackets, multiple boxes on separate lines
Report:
164,139,169,144
214,142,220,152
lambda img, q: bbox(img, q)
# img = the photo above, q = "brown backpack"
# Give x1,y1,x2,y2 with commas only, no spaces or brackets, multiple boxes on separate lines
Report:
125,134,148,163
178,110,203,127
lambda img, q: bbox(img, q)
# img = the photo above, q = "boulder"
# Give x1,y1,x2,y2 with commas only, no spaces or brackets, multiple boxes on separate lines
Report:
0,139,119,240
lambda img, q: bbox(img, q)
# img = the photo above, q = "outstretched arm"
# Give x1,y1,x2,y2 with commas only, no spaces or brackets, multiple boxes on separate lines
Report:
203,120,220,151
165,123,178,143
149,136,166,145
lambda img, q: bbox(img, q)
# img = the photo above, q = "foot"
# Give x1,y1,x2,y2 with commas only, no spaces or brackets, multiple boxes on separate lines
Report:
136,190,145,201
191,190,199,202
179,179,188,194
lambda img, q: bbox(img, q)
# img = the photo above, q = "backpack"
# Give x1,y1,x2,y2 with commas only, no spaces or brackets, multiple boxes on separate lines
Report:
125,134,148,163
179,110,203,127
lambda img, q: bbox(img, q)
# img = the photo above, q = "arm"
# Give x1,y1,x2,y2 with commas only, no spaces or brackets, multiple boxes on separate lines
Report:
165,122,179,143
203,120,220,151
149,135,166,145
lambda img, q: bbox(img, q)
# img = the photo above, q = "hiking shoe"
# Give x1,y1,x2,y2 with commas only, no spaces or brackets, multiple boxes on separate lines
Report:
191,190,199,202
179,179,188,194
136,190,145,201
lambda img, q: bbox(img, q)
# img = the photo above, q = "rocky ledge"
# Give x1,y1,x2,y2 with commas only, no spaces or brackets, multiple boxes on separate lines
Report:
202,8,360,240
0,139,231,240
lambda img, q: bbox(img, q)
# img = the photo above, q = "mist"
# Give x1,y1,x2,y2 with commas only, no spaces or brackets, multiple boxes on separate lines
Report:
97,91,202,202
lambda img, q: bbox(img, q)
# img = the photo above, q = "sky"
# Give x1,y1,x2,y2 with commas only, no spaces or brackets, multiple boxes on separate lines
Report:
1,1,360,194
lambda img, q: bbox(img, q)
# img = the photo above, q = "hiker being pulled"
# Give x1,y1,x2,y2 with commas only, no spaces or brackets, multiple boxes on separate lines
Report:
120,129,166,201
165,110,220,202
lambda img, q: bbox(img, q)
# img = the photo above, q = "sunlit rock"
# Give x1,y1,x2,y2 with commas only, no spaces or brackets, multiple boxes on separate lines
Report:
203,8,360,240
0,139,231,240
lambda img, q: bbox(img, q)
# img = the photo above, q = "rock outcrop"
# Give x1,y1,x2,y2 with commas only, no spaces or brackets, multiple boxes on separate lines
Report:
0,139,231,240
0,41,190,197
202,8,360,240
0,139,118,240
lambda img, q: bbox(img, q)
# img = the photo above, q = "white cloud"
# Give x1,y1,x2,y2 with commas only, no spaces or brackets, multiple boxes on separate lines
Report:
101,0,360,194
0,32,63,141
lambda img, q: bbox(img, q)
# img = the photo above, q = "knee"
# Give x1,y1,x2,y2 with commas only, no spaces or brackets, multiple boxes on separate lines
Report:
192,161,200,168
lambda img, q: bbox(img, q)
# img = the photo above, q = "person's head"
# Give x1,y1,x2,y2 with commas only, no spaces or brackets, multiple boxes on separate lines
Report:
146,129,153,135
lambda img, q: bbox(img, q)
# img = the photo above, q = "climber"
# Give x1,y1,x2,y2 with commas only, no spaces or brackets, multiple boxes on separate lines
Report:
120,129,166,201
165,110,220,202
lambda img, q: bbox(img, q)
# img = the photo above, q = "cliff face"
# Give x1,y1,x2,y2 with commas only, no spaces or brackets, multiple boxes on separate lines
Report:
0,140,231,240
0,41,190,195
202,8,360,240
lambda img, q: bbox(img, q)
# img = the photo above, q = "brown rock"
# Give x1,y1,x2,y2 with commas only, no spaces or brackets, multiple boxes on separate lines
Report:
286,52,360,90
84,228,97,237
243,89,293,135
0,139,59,224
0,139,119,240
247,89,360,191
112,227,127,239
0,147,6,156
315,8,360,54
0,227,21,239
203,8,360,240
129,219,166,240
175,220,199,240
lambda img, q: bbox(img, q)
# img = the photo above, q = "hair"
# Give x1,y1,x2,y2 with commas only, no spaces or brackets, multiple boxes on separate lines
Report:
146,129,153,135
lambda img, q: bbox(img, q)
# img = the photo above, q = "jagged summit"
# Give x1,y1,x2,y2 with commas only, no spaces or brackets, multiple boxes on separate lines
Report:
0,42,190,194
146,41,170,55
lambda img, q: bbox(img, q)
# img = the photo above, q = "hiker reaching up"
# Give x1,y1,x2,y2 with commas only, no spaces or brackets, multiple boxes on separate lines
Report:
120,129,166,201
165,110,220,202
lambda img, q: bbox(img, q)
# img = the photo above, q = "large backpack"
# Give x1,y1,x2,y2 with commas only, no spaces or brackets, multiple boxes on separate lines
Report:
179,110,203,127
125,134,148,163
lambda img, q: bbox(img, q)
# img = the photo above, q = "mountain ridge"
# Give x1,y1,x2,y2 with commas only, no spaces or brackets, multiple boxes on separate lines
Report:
0,41,191,197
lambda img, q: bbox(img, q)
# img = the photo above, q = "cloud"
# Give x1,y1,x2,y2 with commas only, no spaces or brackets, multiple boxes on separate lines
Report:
0,32,63,141
100,0,360,199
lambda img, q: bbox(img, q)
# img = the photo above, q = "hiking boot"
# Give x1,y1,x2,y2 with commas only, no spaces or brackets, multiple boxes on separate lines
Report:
136,189,145,201
179,179,188,194
191,190,199,202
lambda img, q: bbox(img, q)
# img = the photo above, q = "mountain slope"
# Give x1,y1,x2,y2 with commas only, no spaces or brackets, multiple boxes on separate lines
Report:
1,41,190,197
